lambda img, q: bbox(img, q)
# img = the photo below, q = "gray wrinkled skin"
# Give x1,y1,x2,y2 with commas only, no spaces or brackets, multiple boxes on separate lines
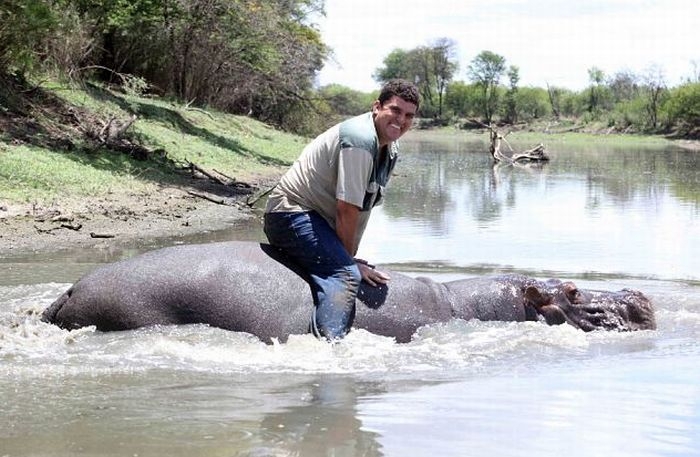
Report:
42,241,656,343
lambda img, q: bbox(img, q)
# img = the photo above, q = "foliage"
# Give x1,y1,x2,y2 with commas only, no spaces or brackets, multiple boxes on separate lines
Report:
374,38,458,118
514,86,551,121
1,0,328,134
607,96,648,131
641,65,668,130
586,66,613,116
373,49,411,82
0,0,61,72
467,50,506,124
444,81,481,119
662,83,700,135
317,84,375,116
504,65,519,123
607,70,640,103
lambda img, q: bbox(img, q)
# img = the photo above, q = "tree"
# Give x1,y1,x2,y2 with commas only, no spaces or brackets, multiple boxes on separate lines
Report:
4,0,327,133
504,65,519,123
374,38,458,118
373,49,412,82
467,50,506,124
642,65,667,130
546,83,562,119
515,87,551,121
587,66,605,114
430,38,458,118
608,70,640,103
662,82,700,134
444,81,481,118
318,84,375,116
0,0,60,72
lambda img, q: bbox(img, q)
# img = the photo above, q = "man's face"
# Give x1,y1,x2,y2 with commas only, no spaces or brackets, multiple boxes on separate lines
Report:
372,96,417,146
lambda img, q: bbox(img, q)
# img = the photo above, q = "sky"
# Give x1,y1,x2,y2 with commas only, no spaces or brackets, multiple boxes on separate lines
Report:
314,0,699,92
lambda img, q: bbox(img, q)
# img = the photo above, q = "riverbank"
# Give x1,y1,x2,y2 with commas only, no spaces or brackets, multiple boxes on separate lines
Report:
0,180,267,257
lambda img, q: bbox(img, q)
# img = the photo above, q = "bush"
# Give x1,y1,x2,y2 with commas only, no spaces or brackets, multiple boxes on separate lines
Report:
608,96,647,131
662,83,700,135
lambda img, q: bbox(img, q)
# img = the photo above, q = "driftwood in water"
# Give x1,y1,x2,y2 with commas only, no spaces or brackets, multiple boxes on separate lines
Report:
488,128,549,164
470,120,549,164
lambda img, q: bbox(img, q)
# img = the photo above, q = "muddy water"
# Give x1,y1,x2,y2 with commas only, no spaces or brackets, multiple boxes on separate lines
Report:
2,136,700,456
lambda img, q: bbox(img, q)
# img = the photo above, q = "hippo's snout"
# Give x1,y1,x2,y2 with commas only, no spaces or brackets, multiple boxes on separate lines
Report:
525,281,656,332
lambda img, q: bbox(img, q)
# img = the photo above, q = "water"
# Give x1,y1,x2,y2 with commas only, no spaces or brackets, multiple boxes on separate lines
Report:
2,134,700,456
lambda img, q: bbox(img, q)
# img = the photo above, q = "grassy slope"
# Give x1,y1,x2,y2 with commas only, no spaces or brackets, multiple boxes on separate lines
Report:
0,80,306,205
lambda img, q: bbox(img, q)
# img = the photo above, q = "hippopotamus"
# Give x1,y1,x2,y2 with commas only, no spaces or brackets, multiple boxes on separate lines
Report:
41,241,656,343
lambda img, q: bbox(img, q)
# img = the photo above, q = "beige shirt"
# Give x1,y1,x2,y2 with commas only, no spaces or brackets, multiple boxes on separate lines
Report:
265,112,398,248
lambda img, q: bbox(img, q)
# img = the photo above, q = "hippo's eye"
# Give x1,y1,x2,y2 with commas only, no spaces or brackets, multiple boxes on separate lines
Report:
562,283,582,303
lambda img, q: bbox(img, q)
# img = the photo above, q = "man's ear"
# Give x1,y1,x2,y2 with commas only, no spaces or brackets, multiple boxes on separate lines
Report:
371,100,381,113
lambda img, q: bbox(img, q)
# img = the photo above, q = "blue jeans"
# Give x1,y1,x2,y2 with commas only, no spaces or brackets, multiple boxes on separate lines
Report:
263,211,361,340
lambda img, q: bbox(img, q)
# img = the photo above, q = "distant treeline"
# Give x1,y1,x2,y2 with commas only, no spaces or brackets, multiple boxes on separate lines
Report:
1,1,698,137
372,41,700,136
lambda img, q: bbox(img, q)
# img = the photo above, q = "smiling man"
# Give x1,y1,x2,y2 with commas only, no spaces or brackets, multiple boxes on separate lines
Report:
263,79,420,341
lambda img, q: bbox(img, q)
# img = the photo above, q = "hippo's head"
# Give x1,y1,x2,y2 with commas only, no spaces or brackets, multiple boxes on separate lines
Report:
524,279,656,332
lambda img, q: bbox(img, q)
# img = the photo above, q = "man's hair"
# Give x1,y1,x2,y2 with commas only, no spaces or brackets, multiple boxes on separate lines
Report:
378,79,420,109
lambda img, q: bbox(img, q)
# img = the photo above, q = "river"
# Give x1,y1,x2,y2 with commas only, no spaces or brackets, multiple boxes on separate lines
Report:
2,133,699,456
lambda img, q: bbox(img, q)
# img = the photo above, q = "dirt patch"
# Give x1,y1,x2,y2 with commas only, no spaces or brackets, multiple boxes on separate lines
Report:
0,185,264,257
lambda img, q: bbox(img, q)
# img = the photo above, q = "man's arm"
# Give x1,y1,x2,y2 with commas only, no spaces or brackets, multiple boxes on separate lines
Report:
336,199,390,287
336,199,360,256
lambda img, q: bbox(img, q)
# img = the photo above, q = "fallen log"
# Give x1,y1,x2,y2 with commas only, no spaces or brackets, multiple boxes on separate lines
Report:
472,120,549,164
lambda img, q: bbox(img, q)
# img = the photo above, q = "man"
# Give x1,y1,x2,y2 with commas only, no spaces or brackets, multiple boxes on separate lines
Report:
264,79,420,340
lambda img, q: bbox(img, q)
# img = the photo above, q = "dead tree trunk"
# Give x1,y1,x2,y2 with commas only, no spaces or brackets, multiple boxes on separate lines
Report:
475,120,549,164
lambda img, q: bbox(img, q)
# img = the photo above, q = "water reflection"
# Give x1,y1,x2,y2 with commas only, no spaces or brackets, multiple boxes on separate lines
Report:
258,376,383,456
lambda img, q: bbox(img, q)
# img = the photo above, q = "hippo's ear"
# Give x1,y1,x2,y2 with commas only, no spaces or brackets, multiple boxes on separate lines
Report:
524,286,550,309
562,282,583,304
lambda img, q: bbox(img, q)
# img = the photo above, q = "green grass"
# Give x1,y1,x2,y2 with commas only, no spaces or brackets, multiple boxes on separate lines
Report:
0,81,306,204
0,142,172,203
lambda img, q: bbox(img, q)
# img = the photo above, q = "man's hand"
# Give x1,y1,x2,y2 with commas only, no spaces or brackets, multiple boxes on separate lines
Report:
356,259,390,287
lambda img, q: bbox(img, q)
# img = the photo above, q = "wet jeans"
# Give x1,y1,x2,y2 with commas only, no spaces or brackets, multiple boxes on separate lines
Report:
263,211,361,340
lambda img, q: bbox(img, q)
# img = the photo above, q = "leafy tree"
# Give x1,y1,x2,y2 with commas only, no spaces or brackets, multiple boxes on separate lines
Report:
373,49,412,82
607,70,640,103
467,50,506,124
515,86,551,121
642,65,667,130
0,0,60,72
662,82,700,134
504,65,519,123
374,39,457,118
444,81,481,118
318,84,375,116
546,83,563,119
587,66,605,114
558,88,586,118
609,96,647,131
2,0,326,133
429,38,458,118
